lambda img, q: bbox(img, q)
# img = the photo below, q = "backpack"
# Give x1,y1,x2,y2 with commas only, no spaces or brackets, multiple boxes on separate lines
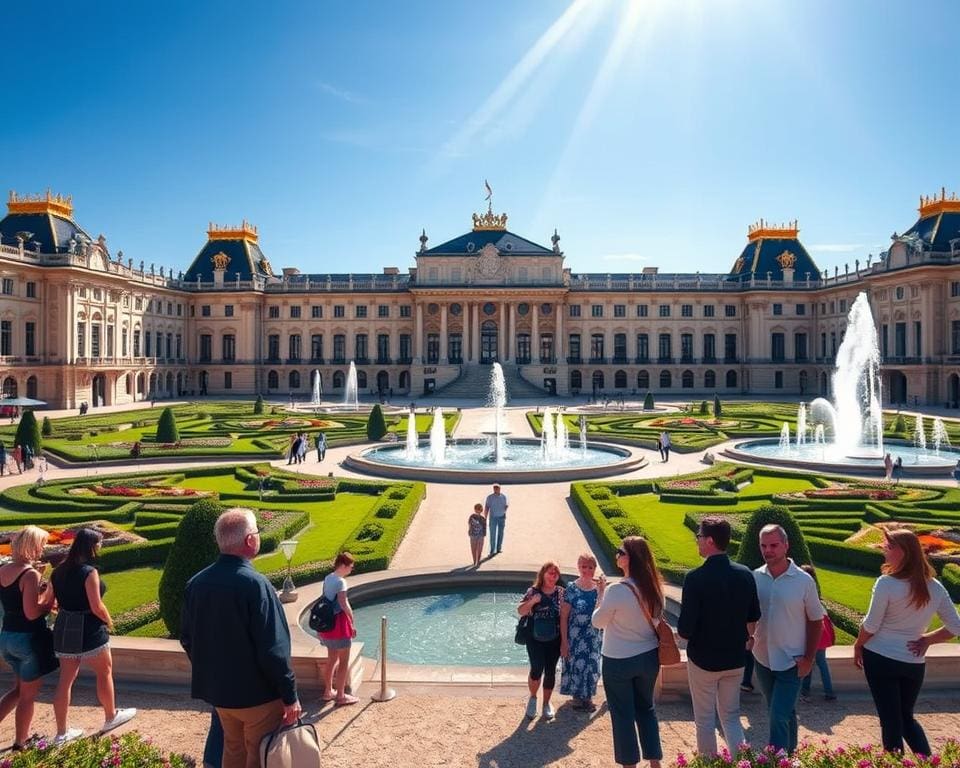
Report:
259,720,321,768
308,597,336,632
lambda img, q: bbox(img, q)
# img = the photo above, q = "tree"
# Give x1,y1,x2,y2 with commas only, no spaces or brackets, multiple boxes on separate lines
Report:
713,394,722,419
158,499,225,637
643,392,655,411
735,504,813,571
14,411,41,453
253,395,265,415
41,416,52,437
894,413,907,434
367,404,388,440
156,407,179,444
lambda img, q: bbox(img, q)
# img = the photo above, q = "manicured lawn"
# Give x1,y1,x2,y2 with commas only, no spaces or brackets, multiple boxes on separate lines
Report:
102,567,163,614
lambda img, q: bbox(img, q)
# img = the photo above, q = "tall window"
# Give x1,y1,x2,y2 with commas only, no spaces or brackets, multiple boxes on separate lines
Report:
771,332,785,362
199,334,212,362
516,333,531,363
121,328,128,357
399,334,412,361
703,333,716,361
881,325,888,358
165,332,172,359
658,333,671,361
426,333,439,364
613,333,626,362
311,334,323,361
914,321,922,357
355,333,368,361
377,334,390,362
724,333,737,361
952,321,960,354
794,332,807,361
636,333,649,361
680,333,693,362
133,329,141,357
590,334,605,361
267,334,280,361
224,372,232,389
143,329,149,358
222,334,236,362
333,334,346,362
539,333,553,362
176,334,182,359
894,323,906,357
0,321,11,356
288,334,301,362
568,333,581,361
25,322,35,357
91,324,101,357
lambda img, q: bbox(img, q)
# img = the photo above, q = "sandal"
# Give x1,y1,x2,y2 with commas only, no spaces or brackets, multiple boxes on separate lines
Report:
335,694,360,706
321,693,336,702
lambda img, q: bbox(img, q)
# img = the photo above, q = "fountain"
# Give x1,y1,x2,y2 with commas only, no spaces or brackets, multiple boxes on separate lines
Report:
342,363,642,482
311,370,322,407
932,417,952,456
344,361,359,410
725,291,960,476
404,405,418,459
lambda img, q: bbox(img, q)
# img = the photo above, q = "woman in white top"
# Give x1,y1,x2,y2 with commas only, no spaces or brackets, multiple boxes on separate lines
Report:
592,536,664,768
854,528,960,754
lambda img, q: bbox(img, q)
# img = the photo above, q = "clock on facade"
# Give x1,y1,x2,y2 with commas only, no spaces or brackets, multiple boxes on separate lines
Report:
476,243,500,277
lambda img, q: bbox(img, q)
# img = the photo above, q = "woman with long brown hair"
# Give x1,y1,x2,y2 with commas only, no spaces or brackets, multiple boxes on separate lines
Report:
855,528,960,754
518,561,564,720
592,537,665,768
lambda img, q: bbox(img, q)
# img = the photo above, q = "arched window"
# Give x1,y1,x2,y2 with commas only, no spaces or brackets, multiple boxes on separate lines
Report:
570,370,582,390
26,376,37,399
2,377,17,398
267,370,279,389
726,370,738,388
333,371,345,389
682,370,694,388
124,373,133,395
399,371,410,390
637,370,649,389
377,371,389,392
704,370,716,389
289,370,300,389
799,370,809,394
357,371,367,389
660,370,672,388
614,370,627,389
592,370,604,391
137,372,145,394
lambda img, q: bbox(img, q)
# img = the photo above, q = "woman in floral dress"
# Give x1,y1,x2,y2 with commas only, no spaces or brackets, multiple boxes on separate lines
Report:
560,553,605,710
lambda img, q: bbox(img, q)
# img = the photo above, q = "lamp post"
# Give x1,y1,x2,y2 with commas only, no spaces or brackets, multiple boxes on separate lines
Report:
279,539,299,603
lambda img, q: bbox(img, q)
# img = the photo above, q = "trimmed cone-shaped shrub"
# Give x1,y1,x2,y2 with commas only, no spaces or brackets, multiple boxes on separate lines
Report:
643,392,655,411
713,394,722,418
14,411,41,453
41,416,52,437
158,498,225,637
367,404,388,441
156,407,179,443
736,503,813,571
253,395,265,415
699,400,709,415
894,413,907,433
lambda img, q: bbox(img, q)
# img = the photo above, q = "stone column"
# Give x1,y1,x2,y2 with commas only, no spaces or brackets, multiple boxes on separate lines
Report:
508,303,516,362
472,302,480,363
532,303,540,362
415,302,423,363
556,303,564,360
500,302,507,362
440,303,448,363
463,303,471,364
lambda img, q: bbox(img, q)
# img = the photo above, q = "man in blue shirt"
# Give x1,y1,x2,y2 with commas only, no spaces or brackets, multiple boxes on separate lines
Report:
181,508,301,768
483,483,509,557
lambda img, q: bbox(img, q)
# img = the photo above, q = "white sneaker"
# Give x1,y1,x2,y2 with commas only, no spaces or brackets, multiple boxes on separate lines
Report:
543,703,556,720
53,728,83,745
525,696,538,719
101,708,137,734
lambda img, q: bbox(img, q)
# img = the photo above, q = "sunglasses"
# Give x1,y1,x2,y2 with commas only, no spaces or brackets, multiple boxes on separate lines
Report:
615,548,626,557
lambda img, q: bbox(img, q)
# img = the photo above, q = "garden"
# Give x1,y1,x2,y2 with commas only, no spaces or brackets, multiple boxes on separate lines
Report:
0,400,459,463
530,399,960,453
572,462,960,642
0,463,425,637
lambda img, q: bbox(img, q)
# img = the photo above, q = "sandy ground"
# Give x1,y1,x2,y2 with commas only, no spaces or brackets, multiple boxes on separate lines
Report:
2,680,959,766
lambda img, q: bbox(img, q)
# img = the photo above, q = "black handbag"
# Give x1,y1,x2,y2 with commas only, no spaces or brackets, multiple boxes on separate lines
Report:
32,624,59,677
53,610,87,656
514,615,532,645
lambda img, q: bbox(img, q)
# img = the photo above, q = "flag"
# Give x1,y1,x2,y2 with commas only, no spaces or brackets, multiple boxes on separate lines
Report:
484,180,492,201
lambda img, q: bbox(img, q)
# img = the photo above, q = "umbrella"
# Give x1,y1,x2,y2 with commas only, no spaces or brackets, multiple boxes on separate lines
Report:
0,397,47,407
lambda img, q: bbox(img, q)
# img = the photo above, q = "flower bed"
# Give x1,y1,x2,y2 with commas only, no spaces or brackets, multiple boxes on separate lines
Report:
296,479,336,490
0,731,192,766
68,482,212,499
673,740,960,768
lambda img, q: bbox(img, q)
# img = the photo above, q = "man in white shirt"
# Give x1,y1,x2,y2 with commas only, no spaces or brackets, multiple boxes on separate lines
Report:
483,484,509,557
751,524,824,754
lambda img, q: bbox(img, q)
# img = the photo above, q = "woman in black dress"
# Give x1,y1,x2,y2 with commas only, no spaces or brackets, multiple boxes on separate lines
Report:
50,529,136,745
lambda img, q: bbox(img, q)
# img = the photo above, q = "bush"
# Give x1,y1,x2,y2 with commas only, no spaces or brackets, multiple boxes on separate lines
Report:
699,400,709,415
713,394,722,418
97,538,174,573
0,731,192,766
735,504,813,570
14,410,41,453
253,395,265,414
366,404,388,441
156,407,179,443
375,503,399,519
943,563,960,602
158,498,224,637
643,392,655,411
894,413,907,433
41,416,52,437
356,522,384,541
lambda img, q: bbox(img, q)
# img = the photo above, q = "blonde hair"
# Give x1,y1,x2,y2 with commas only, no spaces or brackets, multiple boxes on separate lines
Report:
577,552,597,568
12,526,48,562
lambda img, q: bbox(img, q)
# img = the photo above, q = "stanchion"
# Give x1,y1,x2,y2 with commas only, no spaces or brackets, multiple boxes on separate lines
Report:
370,615,396,702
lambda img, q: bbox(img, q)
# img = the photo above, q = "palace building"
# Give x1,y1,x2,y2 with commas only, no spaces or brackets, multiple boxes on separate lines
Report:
1,189,960,409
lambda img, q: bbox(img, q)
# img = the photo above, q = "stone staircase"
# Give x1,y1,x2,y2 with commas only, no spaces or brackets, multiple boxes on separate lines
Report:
430,363,546,400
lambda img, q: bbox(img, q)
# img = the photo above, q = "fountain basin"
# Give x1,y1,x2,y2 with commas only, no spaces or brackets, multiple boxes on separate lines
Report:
724,439,960,477
343,438,644,483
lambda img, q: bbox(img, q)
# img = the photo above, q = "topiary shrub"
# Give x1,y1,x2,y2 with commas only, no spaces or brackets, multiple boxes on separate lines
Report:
156,407,179,444
699,400,709,415
356,522,384,541
14,410,41,453
253,395,265,415
894,413,907,433
643,392,655,411
41,416,52,437
735,503,813,571
158,498,224,637
713,394,722,418
366,404,388,441
941,562,960,602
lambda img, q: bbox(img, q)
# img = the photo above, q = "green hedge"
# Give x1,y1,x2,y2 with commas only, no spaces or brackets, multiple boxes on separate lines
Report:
135,522,181,540
659,492,738,506
805,536,884,572
97,538,174,573
336,482,426,572
943,563,960,602
112,601,162,635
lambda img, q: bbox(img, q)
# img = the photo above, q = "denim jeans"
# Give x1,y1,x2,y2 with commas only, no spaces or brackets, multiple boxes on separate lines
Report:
755,661,802,753
800,649,834,696
602,650,662,765
488,516,505,555
862,648,929,755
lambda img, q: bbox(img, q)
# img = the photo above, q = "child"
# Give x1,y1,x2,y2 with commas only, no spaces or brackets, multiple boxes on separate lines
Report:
799,564,836,702
468,503,486,567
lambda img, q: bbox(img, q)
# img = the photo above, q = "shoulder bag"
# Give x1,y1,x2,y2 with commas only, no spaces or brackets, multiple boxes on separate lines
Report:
623,581,681,666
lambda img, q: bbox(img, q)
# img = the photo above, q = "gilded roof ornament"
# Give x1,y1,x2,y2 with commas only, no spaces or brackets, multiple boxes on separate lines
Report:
8,190,74,218
259,257,273,275
211,251,231,270
747,218,799,242
472,206,508,231
918,187,960,218
733,256,745,273
777,250,797,269
208,220,259,243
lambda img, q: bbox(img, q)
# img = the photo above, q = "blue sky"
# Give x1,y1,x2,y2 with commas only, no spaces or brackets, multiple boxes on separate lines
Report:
2,0,958,276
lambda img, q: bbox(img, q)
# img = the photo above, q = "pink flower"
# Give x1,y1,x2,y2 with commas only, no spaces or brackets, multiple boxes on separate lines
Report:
902,760,915,768
778,759,791,768
676,754,688,767
857,760,871,768
930,757,941,767
738,760,752,768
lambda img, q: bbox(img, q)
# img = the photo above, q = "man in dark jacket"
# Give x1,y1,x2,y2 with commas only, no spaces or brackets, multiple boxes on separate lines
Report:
677,516,761,755
181,508,301,768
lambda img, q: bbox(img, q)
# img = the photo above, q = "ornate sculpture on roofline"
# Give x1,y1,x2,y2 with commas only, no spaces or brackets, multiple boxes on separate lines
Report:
776,250,797,269
211,251,231,271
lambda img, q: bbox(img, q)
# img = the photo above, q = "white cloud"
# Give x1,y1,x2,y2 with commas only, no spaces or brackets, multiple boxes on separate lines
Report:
807,243,864,253
316,82,368,105
602,253,647,261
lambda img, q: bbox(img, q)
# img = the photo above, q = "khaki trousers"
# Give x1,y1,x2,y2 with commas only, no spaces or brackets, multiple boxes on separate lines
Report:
686,660,745,755
216,699,284,768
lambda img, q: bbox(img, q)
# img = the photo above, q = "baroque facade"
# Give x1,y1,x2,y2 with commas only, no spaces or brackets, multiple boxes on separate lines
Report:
1,190,960,409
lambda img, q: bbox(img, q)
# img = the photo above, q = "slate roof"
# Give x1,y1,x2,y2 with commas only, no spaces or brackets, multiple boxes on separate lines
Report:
728,237,820,282
0,211,90,253
183,238,274,282
901,211,960,252
423,229,554,256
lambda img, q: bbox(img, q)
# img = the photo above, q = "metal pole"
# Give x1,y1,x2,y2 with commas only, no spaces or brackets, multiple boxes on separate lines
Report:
370,615,396,702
